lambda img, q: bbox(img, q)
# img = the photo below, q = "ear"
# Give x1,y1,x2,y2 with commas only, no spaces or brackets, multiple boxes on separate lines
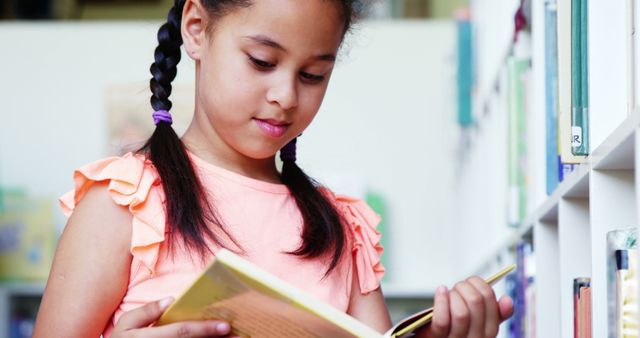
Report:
181,0,206,61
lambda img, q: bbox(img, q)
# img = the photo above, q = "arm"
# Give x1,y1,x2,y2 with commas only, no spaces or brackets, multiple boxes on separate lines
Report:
33,182,133,337
346,266,392,334
33,182,237,338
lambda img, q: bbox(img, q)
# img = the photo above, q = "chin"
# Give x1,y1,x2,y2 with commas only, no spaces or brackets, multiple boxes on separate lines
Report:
239,148,279,160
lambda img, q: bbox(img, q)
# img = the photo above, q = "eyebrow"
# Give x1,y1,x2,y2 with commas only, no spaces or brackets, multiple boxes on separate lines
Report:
243,34,336,62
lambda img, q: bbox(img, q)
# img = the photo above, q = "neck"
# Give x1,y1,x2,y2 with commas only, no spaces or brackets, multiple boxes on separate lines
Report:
181,114,282,184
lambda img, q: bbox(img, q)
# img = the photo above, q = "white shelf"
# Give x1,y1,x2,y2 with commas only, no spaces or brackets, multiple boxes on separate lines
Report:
0,283,45,297
591,111,639,170
381,283,434,299
464,0,640,337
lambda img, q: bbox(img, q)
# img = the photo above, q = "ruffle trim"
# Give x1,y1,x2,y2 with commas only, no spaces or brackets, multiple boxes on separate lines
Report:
323,189,385,295
59,152,166,274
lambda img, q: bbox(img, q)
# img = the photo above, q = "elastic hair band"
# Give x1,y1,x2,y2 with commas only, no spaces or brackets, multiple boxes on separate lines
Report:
153,110,173,125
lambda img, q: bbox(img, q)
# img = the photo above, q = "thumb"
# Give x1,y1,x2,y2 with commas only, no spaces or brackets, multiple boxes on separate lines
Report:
498,295,514,322
117,297,174,330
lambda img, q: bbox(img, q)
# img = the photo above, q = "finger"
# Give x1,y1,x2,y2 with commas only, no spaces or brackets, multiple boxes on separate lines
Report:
453,282,484,338
116,297,174,330
133,320,231,338
467,276,499,338
423,285,450,338
448,289,470,338
498,295,514,322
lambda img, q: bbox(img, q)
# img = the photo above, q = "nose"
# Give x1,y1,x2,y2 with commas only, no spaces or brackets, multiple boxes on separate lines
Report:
266,75,298,111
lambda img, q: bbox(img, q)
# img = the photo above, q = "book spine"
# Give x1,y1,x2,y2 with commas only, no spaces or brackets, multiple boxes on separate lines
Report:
507,241,534,338
570,0,586,156
545,0,561,195
571,0,589,156
573,277,591,338
615,250,628,338
457,18,473,127
557,0,586,163
507,57,530,226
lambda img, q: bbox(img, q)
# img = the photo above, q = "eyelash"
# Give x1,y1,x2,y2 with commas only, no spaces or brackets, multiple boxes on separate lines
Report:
248,55,325,83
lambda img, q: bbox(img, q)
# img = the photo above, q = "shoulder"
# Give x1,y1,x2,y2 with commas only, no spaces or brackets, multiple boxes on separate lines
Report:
59,152,167,273
63,181,133,259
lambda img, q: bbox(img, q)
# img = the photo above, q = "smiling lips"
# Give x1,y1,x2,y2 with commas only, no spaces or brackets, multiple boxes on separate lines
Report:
253,118,290,138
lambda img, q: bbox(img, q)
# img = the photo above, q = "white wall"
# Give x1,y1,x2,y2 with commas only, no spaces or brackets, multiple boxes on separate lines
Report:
0,20,458,290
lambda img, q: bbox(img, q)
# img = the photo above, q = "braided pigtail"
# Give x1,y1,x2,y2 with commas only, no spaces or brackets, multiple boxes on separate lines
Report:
140,0,237,259
280,138,347,276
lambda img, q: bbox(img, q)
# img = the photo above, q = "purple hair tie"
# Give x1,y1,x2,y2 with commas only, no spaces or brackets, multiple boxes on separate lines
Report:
153,110,173,125
280,138,297,162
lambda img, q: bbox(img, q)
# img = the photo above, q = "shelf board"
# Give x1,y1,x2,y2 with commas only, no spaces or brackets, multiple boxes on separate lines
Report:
382,283,434,299
0,282,45,297
591,112,639,170
475,112,639,277
522,164,589,227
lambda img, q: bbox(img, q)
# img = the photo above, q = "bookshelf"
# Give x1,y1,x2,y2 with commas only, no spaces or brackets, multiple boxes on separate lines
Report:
463,0,640,337
0,283,45,337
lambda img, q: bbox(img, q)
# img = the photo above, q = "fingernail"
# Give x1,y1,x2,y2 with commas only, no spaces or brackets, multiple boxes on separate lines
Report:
216,322,230,334
437,285,448,294
158,297,174,310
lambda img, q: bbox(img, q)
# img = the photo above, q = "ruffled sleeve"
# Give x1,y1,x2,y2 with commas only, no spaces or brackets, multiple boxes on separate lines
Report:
59,152,166,274
322,189,385,295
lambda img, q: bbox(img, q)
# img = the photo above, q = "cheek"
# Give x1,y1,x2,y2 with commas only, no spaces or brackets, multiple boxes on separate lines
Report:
204,59,264,122
291,89,324,131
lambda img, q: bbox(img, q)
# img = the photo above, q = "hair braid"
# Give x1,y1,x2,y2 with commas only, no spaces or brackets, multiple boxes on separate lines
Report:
140,0,239,260
150,1,184,111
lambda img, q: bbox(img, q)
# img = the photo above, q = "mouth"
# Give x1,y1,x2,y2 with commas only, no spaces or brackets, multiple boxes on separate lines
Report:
253,118,291,138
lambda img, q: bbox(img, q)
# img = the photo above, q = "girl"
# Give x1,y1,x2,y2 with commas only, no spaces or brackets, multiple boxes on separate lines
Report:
33,0,513,337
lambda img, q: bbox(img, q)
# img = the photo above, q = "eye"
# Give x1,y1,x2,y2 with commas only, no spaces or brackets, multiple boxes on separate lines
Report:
248,55,275,70
300,72,325,83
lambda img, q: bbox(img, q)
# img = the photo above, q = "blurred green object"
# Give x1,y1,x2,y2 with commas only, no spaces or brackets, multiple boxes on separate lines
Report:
365,191,389,282
0,187,27,214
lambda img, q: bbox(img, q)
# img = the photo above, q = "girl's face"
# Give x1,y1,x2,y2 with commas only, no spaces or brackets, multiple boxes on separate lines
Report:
184,0,344,160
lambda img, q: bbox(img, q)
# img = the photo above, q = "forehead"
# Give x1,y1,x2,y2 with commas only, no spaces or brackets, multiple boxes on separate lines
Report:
210,0,345,54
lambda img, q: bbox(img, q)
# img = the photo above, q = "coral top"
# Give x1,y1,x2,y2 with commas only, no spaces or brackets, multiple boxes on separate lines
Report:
59,152,384,337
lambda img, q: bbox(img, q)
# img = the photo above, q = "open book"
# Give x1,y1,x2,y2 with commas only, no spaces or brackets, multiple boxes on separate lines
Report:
157,249,516,338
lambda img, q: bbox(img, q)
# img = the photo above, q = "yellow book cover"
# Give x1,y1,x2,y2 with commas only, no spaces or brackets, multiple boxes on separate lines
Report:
157,249,515,338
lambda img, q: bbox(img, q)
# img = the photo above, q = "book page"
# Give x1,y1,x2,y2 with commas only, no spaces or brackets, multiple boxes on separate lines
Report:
158,258,360,338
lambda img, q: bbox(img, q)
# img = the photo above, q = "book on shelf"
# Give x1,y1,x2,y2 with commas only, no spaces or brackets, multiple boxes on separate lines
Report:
456,14,473,127
507,47,531,226
544,0,561,195
570,0,589,156
9,295,40,338
157,249,516,338
573,277,591,338
506,241,535,338
544,0,577,195
557,0,586,163
607,228,639,338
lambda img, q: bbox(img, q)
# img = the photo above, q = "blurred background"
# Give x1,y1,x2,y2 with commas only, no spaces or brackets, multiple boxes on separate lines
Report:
2,0,616,337
0,0,468,19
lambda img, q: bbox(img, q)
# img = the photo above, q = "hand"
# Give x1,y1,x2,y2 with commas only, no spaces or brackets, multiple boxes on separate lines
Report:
111,297,236,338
417,277,514,338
